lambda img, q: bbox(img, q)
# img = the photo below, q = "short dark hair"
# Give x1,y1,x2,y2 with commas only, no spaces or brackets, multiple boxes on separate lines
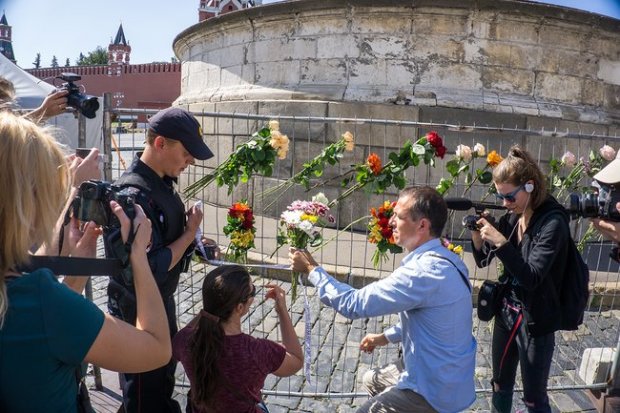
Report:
399,186,447,237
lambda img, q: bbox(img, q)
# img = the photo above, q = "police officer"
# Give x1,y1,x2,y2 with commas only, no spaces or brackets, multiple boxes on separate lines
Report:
107,107,215,413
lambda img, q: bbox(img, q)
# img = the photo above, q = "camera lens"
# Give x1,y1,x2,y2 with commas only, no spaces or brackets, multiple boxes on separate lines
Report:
568,193,600,219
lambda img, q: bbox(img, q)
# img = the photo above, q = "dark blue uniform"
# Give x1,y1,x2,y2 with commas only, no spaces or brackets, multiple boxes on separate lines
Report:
107,153,192,413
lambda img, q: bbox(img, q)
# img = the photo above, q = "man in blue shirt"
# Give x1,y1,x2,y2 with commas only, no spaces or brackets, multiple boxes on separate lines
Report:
290,186,476,413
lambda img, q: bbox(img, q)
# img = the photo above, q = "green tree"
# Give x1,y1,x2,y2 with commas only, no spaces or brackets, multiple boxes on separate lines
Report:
77,52,85,65
64,58,70,67
78,46,108,65
51,56,58,68
32,52,40,69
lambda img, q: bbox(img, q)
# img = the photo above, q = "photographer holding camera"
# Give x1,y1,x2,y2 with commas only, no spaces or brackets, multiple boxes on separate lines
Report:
107,107,217,413
589,158,620,244
470,145,574,413
0,112,171,412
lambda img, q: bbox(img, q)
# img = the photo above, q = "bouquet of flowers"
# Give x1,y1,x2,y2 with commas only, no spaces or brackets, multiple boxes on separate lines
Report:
223,201,256,263
277,193,335,301
368,201,403,269
442,237,464,258
184,121,289,197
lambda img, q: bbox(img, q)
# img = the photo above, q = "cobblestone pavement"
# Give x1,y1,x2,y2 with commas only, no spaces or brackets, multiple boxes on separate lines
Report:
86,260,618,412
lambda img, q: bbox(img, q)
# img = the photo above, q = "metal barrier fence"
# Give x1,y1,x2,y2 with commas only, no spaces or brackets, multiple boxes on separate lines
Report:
97,97,620,409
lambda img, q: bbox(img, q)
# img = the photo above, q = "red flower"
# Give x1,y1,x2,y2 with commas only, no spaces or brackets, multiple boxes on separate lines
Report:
379,217,390,228
426,131,442,148
366,153,382,175
381,227,393,238
242,210,254,229
435,145,447,159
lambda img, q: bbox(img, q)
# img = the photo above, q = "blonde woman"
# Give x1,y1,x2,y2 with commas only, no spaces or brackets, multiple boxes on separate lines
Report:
0,112,171,412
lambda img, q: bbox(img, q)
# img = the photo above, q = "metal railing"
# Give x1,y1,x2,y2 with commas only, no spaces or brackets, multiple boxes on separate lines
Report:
94,94,620,409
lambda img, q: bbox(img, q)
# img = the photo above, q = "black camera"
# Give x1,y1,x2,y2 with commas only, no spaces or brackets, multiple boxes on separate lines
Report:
57,73,99,119
445,197,502,231
462,214,496,231
568,183,620,222
73,180,138,227
69,180,139,285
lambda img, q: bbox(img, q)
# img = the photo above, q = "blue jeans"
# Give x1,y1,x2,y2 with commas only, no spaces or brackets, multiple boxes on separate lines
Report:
491,306,555,413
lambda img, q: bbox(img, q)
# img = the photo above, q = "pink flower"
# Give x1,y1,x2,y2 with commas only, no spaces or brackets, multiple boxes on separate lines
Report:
600,145,616,161
560,151,576,167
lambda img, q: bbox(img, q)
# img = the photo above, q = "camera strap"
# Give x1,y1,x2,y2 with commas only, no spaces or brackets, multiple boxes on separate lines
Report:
18,255,124,277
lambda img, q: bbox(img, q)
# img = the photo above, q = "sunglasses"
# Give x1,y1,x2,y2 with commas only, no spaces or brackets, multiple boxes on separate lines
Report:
495,185,524,203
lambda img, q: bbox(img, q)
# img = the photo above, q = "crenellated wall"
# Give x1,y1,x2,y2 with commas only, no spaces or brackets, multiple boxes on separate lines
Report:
27,63,182,112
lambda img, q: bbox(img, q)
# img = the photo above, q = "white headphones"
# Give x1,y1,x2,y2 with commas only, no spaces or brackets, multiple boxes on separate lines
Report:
524,182,534,193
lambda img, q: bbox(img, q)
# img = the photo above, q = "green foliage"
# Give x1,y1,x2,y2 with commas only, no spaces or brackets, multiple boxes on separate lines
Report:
184,126,280,197
32,53,40,69
78,46,108,65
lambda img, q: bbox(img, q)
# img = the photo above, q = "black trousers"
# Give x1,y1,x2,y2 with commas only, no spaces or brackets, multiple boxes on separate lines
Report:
491,307,555,413
108,291,181,413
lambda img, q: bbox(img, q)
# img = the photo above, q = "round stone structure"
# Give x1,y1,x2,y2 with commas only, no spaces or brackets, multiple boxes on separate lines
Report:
174,0,620,126
172,0,620,228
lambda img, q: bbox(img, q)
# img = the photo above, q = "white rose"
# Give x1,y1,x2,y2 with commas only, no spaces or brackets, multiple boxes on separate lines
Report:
312,192,329,205
473,143,486,157
600,145,616,161
298,220,314,235
560,151,577,167
455,144,473,162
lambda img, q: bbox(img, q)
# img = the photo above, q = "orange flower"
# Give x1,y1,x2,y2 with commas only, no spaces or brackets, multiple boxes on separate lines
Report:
367,153,382,175
487,150,503,167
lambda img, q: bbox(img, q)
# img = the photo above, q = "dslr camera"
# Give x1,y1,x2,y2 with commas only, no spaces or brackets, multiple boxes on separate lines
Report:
463,214,496,231
57,73,99,119
72,180,138,226
568,183,620,222
70,180,139,285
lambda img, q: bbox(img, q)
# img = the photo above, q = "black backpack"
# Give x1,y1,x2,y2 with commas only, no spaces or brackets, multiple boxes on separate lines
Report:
532,210,590,331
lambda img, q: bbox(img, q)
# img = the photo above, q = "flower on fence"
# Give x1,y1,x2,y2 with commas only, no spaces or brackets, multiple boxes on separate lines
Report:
368,201,403,269
367,153,382,175
426,131,447,159
442,237,464,258
548,145,619,202
600,145,616,162
561,151,577,167
269,121,290,160
486,150,503,167
455,144,473,162
473,143,486,157
331,132,444,207
343,131,355,151
277,193,334,301
184,121,289,197
436,142,495,196
223,201,256,263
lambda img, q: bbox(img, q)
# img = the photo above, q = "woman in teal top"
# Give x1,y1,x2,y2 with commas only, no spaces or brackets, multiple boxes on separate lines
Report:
0,111,172,412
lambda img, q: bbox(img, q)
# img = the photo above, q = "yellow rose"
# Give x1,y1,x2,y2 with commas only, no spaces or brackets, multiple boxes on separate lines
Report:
269,120,280,132
342,131,354,151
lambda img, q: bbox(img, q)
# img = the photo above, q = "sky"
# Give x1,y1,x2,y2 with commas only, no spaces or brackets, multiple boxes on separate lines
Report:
2,0,619,69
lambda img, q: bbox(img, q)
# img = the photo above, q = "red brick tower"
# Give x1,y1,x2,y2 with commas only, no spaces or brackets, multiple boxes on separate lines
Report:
0,12,15,63
108,24,131,65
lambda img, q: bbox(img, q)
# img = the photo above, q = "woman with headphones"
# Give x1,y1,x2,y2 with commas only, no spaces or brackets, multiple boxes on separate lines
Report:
470,145,572,413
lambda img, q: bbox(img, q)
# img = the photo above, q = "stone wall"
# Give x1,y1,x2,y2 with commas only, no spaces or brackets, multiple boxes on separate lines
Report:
173,0,620,226
174,0,620,123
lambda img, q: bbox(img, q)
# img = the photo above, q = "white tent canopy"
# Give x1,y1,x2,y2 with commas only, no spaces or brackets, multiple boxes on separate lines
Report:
0,52,103,150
